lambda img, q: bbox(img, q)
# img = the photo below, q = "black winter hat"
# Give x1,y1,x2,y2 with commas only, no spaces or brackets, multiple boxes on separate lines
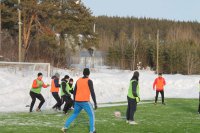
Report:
64,75,70,79
38,72,43,77
69,78,73,82
133,71,139,78
83,68,90,76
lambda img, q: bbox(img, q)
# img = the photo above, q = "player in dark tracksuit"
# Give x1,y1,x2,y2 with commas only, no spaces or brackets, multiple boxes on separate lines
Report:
61,77,74,114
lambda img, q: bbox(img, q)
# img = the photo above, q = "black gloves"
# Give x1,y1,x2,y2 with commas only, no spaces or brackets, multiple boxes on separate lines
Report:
94,104,98,110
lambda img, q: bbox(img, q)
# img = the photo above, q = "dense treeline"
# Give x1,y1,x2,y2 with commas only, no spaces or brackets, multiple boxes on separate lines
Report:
0,1,200,74
95,16,200,74
0,0,97,67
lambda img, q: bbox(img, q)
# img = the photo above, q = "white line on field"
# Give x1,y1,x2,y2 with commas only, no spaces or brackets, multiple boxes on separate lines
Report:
98,101,153,108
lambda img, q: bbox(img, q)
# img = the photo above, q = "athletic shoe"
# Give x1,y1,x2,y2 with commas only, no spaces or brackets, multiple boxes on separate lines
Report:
69,108,74,110
154,103,157,105
36,108,41,112
63,111,68,115
89,131,96,133
162,103,166,105
61,127,67,133
129,121,138,125
52,107,57,112
126,120,129,124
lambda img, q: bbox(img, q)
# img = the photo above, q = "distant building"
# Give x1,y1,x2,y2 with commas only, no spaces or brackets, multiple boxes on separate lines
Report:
70,48,106,69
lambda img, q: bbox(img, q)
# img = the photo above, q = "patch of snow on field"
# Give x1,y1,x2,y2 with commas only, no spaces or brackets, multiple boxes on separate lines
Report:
0,68,199,112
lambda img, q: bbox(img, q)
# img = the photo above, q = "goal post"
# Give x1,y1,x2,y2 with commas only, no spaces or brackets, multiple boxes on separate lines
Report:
0,61,51,77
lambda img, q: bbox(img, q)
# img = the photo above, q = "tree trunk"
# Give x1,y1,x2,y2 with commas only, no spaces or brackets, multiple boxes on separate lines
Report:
22,14,36,62
133,49,136,70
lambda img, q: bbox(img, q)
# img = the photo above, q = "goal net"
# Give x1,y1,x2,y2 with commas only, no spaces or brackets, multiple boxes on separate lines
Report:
0,61,51,77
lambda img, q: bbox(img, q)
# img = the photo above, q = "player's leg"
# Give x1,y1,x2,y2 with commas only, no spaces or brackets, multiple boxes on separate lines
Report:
83,102,95,133
36,94,45,111
29,91,36,112
64,102,82,128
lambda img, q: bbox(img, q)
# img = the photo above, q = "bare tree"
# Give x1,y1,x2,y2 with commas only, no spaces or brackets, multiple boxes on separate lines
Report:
118,31,127,69
130,25,140,70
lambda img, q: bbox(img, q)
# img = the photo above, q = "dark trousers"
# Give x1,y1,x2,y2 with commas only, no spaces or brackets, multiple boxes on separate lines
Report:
52,92,62,110
155,90,164,103
126,96,137,121
61,95,73,113
30,91,45,112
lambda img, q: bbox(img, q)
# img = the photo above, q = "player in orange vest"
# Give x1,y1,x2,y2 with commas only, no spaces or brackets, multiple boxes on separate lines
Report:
61,68,97,133
153,73,166,105
51,73,61,110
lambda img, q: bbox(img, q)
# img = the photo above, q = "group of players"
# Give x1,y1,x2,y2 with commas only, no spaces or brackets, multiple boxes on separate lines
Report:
29,68,97,133
28,68,200,133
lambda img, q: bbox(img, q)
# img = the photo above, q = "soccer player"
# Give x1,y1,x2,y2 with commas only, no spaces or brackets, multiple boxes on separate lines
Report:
61,68,97,133
153,73,166,105
51,73,61,110
29,72,49,112
126,71,140,125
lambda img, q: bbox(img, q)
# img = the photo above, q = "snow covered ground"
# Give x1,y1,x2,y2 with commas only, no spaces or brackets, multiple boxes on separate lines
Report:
0,67,199,112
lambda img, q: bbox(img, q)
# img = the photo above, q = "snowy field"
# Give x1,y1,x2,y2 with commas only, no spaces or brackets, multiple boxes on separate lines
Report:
0,67,199,112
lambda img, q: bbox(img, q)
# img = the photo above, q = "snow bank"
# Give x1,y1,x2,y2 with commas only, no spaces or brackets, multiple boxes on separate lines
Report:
0,68,199,112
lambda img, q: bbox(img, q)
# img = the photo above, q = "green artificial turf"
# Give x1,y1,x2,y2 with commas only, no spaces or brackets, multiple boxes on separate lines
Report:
0,99,200,133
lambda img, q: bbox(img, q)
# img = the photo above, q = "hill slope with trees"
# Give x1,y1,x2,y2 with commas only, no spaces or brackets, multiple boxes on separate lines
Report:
1,1,200,74
95,16,200,74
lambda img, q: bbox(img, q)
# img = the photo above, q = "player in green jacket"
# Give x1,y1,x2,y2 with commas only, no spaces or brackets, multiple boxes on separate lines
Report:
126,71,140,125
60,76,74,114
30,72,49,112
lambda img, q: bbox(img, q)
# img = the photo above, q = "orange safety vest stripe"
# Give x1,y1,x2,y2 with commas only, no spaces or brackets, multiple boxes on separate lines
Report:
75,78,90,101
32,79,39,88
50,79,59,92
